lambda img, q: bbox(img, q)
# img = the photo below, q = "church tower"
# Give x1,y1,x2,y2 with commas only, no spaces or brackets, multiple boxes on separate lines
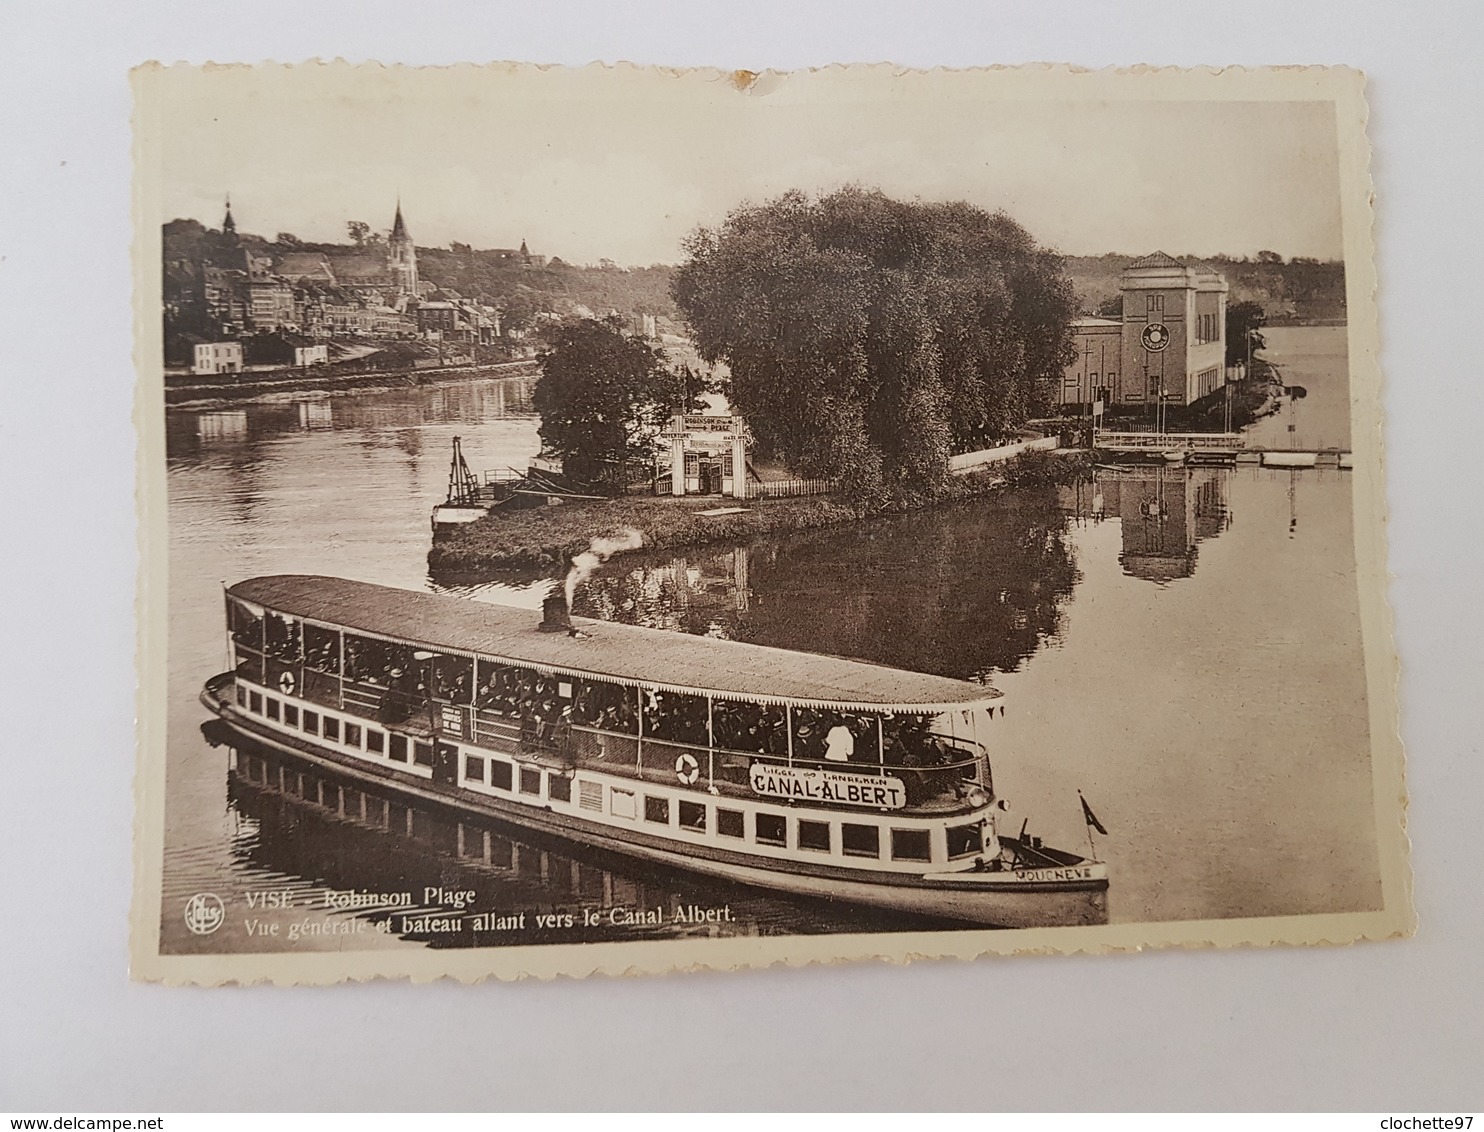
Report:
388,200,418,295
222,195,237,238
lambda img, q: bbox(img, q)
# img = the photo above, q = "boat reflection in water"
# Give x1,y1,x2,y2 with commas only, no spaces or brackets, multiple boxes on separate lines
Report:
216,727,980,946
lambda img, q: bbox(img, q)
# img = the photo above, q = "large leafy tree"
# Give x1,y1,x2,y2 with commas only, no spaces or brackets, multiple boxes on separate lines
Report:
671,188,1076,503
534,317,685,489
1226,300,1267,366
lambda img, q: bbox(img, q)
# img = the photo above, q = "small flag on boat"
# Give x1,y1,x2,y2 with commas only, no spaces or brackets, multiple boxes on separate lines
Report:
1079,791,1108,836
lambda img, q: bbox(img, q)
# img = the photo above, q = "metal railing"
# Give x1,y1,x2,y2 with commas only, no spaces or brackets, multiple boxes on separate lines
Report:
1096,431,1244,451
557,725,986,812
481,469,524,485
231,659,990,813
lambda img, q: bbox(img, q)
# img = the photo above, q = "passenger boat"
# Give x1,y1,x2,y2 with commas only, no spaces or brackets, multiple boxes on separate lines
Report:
201,575,1109,928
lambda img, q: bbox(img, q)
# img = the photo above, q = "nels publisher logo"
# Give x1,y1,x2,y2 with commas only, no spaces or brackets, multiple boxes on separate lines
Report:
184,892,226,936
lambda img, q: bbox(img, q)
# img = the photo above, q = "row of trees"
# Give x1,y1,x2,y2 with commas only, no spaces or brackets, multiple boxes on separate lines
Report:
534,189,1078,504
670,188,1077,504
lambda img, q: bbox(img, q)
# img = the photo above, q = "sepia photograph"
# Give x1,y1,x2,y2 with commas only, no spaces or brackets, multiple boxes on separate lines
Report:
130,61,1410,984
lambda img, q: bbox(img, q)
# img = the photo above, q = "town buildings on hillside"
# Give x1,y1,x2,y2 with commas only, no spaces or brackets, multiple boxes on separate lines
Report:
165,199,543,373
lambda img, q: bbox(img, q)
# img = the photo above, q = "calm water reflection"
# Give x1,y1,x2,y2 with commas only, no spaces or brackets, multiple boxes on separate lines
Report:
161,332,1381,952
529,463,1375,926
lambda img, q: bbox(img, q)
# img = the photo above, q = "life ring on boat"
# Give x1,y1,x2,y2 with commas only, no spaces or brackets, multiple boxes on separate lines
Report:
675,752,700,786
278,671,296,695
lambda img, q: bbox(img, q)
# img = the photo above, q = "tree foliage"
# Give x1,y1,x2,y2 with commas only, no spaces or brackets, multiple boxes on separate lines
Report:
1226,300,1267,365
671,188,1077,503
534,317,686,488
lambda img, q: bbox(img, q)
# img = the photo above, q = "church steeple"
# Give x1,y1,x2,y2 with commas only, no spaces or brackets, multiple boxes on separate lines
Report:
387,198,418,295
222,194,237,237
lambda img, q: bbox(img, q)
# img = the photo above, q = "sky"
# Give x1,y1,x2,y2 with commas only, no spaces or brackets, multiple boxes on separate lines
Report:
148,65,1346,266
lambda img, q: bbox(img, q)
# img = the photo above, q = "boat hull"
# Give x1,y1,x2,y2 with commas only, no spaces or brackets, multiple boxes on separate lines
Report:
1261,451,1319,468
432,503,489,526
200,680,1107,930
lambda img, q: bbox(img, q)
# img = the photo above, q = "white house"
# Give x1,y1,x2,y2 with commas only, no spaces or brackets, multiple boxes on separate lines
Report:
193,341,244,375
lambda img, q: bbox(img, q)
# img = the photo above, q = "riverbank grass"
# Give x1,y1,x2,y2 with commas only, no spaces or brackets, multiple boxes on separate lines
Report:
428,493,859,573
427,451,1088,575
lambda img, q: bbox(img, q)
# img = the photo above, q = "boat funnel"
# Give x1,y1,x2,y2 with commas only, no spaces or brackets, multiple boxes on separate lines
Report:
539,588,575,635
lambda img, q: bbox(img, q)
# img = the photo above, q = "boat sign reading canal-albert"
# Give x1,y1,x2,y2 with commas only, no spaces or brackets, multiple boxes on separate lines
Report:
749,764,908,809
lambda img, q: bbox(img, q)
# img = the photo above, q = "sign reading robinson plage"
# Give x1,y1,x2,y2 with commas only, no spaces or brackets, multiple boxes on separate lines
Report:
130,61,1410,986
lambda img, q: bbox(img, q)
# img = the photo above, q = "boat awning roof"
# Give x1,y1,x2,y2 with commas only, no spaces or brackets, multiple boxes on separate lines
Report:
228,574,1001,713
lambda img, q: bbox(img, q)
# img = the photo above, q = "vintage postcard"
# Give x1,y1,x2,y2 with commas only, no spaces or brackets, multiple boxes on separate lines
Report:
131,62,1411,984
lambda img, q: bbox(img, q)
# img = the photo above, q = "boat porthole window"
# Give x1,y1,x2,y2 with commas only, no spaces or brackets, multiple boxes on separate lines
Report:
548,773,572,803
643,796,670,825
365,729,384,754
344,723,361,749
323,717,340,743
716,808,745,839
265,697,281,722
797,819,831,853
249,691,262,715
303,710,319,736
491,760,512,790
678,801,706,833
464,755,485,783
890,828,933,862
755,813,786,847
235,685,246,708
412,741,432,768
577,780,602,811
519,766,542,795
388,733,407,762
283,704,299,728
841,823,881,859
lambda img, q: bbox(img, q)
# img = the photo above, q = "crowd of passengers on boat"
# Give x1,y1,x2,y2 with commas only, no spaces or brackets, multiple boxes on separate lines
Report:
234,603,991,782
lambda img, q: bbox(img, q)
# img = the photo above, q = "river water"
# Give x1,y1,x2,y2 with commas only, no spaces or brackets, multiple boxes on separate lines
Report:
159,326,1380,953
1246,324,1352,451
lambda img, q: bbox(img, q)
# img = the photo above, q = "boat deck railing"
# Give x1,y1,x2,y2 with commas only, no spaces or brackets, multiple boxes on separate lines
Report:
470,715,985,814
234,663,992,815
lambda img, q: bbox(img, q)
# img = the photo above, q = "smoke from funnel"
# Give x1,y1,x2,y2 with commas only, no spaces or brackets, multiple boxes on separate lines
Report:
564,527,644,609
